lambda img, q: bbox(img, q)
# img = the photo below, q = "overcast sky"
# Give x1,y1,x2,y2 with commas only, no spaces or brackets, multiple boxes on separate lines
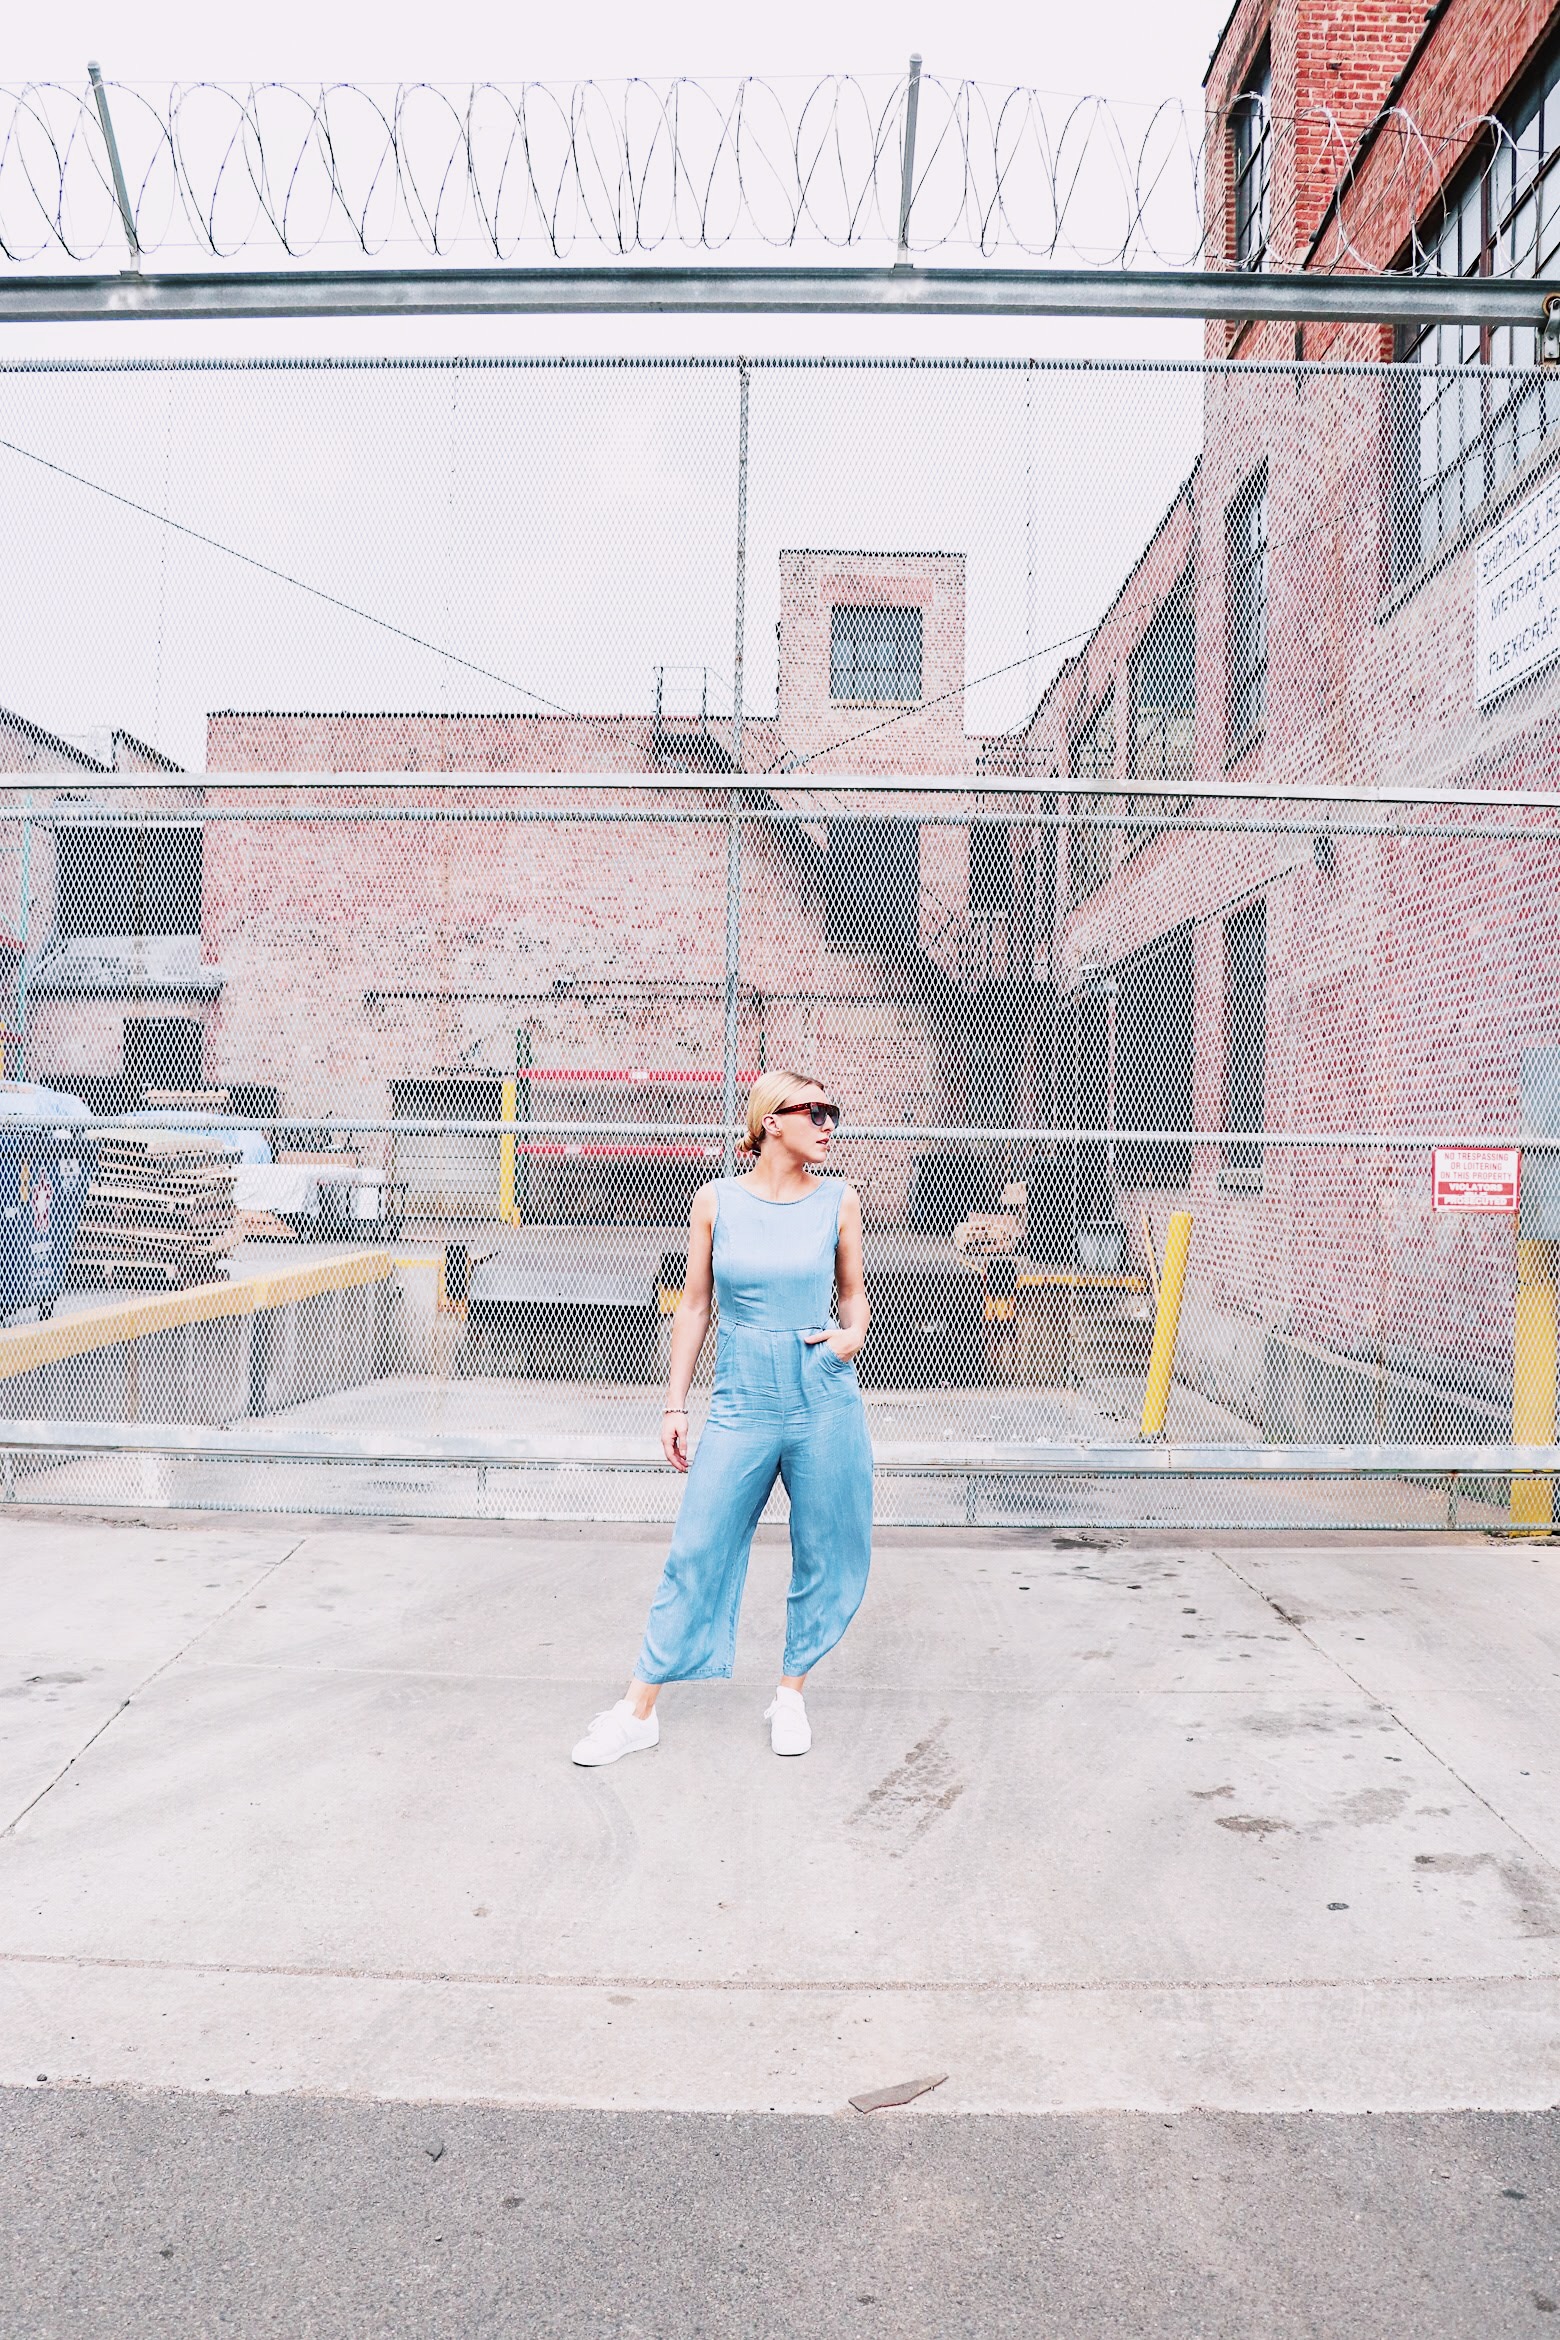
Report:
3,0,1233,364
0,5,1229,763
12,0,1227,96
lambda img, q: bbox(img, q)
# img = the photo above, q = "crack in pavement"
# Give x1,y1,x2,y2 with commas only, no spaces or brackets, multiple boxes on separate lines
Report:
0,1533,310,1841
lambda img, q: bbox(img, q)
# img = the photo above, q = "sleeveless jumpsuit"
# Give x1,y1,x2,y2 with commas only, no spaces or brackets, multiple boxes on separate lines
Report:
635,1175,874,1684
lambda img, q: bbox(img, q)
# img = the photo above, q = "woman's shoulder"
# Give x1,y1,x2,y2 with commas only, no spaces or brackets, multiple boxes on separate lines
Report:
828,1178,862,1226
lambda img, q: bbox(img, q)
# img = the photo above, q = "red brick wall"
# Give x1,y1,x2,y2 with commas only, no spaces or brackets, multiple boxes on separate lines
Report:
1320,1,1557,272
190,554,982,1214
1008,477,1199,928
205,710,782,775
1205,0,1558,359
1050,349,1560,1422
1205,0,1443,359
194,783,945,1214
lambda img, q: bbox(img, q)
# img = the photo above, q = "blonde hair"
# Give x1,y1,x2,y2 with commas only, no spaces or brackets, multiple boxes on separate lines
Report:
738,1069,827,1159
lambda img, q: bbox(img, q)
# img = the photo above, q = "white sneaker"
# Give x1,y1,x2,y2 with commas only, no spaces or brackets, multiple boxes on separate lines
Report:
572,1698,660,1767
765,1686,812,1756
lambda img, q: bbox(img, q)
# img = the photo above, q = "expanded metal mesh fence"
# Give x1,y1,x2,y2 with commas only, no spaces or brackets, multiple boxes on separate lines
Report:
0,354,1556,1526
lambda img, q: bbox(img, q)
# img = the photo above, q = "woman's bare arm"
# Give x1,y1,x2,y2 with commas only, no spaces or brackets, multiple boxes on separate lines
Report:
662,1184,717,1471
830,1185,869,1361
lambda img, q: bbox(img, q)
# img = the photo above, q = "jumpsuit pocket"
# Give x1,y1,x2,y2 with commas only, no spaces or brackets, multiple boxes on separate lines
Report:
806,1333,856,1379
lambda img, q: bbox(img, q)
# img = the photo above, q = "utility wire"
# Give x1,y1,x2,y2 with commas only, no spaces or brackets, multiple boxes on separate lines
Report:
763,631,1092,778
0,431,578,716
1,423,1093,761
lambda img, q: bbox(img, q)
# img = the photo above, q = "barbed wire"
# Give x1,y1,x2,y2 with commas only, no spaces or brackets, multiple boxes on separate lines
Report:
0,73,1523,273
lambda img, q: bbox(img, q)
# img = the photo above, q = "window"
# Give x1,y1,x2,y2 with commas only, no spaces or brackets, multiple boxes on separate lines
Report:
1226,470,1269,757
830,605,922,701
969,823,1013,919
1231,43,1272,271
824,817,920,957
1115,924,1195,1190
55,824,202,940
1066,689,1115,908
124,1016,204,1100
1222,899,1267,1188
1397,35,1560,568
1128,577,1196,854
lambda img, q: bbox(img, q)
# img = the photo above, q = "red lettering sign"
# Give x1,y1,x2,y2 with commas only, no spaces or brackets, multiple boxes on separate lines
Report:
1431,1147,1522,1215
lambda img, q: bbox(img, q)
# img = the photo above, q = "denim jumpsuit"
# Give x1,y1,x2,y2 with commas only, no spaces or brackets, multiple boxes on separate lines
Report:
635,1176,874,1684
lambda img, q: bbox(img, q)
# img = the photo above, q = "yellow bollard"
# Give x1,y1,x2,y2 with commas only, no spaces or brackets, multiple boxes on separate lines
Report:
1140,1211,1193,1440
499,1078,518,1227
1511,1237,1557,1528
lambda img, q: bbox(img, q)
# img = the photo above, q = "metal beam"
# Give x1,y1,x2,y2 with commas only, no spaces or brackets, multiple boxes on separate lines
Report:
0,1418,1553,1475
0,262,1553,329
2,1115,1550,1148
7,769,1560,810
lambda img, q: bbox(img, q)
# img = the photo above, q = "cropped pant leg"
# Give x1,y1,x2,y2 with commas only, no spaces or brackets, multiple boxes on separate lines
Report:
778,1394,874,1676
634,1421,782,1683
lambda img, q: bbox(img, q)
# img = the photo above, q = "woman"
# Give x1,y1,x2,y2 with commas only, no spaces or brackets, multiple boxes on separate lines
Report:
572,1071,873,1765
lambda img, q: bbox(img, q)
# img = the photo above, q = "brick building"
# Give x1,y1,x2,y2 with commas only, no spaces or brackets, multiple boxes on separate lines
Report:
190,550,986,1220
1013,0,1560,1433
10,556,992,1226
5,0,1558,1434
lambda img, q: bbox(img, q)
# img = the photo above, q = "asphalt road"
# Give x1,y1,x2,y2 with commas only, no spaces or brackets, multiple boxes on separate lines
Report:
5,2088,1559,2340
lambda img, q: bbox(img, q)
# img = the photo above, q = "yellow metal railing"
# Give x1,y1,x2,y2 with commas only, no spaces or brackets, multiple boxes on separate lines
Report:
0,1250,395,1383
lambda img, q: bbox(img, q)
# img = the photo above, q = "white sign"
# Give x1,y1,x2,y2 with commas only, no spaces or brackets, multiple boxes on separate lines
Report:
1431,1146,1522,1215
1476,479,1560,704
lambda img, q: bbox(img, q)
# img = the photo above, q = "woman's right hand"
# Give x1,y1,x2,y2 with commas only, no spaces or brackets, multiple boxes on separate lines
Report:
661,1410,691,1472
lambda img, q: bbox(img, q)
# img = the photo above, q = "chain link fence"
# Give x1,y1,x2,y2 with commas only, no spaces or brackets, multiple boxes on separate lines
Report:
0,354,1555,1525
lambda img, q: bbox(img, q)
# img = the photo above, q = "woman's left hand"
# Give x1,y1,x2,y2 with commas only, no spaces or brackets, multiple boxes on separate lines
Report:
804,1330,859,1363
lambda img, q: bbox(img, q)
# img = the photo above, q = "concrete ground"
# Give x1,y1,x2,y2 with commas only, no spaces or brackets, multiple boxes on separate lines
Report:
4,1509,1559,2332
3,1511,1558,2111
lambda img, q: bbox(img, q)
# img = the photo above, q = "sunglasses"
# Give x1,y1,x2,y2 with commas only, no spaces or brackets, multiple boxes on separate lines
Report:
769,1101,842,1130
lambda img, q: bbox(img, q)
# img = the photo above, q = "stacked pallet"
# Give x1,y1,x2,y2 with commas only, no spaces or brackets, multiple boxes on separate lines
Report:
72,1136,239,1291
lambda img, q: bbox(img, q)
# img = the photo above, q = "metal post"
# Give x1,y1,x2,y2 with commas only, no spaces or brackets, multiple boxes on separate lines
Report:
1141,1211,1193,1439
722,359,750,1175
499,1078,518,1226
732,358,749,771
722,797,741,1176
6,265,1556,328
896,55,924,267
1512,1237,1557,1527
87,63,141,270
515,1024,533,1222
13,792,32,1079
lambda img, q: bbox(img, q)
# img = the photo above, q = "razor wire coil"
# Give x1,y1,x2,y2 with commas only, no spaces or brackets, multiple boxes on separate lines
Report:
0,73,1534,274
